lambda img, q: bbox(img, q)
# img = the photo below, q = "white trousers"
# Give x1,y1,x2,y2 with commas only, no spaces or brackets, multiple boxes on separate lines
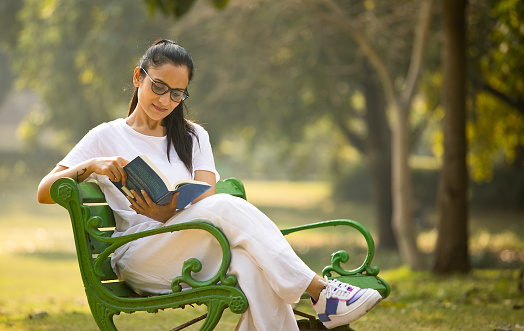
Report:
115,194,316,331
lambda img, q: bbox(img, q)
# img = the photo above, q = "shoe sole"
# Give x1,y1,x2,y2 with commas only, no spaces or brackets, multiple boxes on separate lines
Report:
322,289,383,329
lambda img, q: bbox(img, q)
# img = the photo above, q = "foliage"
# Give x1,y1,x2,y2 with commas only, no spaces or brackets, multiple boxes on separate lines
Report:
481,0,524,113
143,0,229,19
465,0,524,181
1,0,522,184
143,0,423,156
0,0,172,146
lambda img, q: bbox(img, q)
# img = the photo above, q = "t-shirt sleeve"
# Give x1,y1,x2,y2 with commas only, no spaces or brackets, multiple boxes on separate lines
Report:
58,126,103,169
192,124,220,182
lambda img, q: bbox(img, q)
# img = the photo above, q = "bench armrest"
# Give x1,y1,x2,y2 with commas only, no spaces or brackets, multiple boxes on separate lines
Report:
281,220,391,298
90,220,237,292
51,177,238,293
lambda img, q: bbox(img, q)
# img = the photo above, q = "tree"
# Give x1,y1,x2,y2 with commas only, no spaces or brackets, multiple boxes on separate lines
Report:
143,0,448,259
433,0,470,274
304,0,436,270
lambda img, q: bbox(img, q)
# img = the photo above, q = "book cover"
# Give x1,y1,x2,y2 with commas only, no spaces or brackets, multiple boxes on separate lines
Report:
112,155,212,210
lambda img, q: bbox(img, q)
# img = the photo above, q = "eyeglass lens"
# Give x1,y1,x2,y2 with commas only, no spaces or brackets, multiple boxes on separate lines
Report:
150,82,186,102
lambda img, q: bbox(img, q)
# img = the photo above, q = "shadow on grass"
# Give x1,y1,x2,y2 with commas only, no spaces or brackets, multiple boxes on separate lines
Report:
15,250,77,261
3,303,240,331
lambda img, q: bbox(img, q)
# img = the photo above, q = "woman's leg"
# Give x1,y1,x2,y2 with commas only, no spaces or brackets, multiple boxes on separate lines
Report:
173,194,317,303
230,249,300,331
116,194,315,330
116,194,381,330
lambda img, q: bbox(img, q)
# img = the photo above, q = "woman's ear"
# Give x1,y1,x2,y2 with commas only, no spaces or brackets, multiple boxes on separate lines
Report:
133,67,142,87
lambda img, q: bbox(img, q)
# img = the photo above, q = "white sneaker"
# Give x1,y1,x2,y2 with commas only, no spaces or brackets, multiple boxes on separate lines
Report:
312,278,382,329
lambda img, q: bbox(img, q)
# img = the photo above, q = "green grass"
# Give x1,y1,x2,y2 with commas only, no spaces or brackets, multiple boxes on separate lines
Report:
295,267,524,331
0,178,523,330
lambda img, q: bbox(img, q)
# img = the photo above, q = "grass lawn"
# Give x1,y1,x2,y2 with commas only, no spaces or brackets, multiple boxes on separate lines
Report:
0,178,522,330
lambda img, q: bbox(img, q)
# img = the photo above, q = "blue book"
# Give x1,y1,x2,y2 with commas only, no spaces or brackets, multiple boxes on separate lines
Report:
112,155,212,209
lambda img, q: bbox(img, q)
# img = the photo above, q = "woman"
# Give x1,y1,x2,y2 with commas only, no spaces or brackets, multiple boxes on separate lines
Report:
37,39,381,330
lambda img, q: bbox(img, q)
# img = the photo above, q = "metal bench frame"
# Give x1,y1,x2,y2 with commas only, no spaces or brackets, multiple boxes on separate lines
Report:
51,177,389,331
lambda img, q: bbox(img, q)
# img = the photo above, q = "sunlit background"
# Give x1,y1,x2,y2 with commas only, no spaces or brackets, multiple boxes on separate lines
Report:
0,0,522,330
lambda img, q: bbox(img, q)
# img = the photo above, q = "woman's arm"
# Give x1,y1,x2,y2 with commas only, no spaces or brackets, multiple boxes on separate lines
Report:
192,170,217,203
37,157,129,204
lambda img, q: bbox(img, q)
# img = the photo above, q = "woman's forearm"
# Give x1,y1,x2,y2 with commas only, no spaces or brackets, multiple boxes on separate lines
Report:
37,160,96,204
37,157,129,204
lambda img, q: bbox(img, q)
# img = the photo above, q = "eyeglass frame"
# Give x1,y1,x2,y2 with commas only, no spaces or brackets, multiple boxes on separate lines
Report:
139,67,189,103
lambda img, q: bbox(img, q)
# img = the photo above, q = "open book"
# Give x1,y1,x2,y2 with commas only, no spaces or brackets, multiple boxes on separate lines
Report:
112,155,212,210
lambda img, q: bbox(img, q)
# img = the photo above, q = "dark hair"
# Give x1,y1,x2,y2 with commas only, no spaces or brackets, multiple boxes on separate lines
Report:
128,39,197,173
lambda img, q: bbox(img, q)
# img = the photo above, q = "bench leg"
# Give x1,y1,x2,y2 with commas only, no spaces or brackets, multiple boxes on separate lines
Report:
295,310,355,331
198,303,226,331
86,293,118,331
297,318,355,331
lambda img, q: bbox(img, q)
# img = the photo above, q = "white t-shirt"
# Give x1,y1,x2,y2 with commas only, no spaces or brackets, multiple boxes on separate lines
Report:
59,118,219,237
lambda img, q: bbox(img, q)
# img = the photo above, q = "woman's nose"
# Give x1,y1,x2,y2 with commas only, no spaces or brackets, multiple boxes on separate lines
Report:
159,92,171,105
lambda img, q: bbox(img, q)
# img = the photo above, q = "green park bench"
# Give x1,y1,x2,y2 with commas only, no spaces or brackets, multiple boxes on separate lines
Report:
50,177,390,331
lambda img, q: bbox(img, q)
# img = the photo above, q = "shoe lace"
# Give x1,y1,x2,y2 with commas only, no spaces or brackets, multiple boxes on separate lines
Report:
323,277,358,300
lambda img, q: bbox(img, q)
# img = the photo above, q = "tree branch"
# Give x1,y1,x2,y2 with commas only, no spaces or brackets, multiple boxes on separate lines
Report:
308,0,398,107
331,110,366,153
400,0,436,109
481,82,524,117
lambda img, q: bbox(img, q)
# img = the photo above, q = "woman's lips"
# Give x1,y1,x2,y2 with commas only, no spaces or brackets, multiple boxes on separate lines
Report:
153,104,167,112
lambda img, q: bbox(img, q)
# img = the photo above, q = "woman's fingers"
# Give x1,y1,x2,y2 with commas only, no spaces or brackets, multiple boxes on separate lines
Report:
110,167,127,184
116,157,128,185
127,190,179,223
170,192,179,209
131,190,147,207
109,170,120,182
93,157,128,183
140,190,155,207
127,196,140,212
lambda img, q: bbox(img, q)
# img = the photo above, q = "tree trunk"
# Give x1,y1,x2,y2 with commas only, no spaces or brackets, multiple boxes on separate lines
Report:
361,62,396,250
392,104,426,270
433,0,470,274
389,0,435,271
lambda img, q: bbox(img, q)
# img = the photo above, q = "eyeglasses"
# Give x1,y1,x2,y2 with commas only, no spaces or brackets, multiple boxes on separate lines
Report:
140,67,189,103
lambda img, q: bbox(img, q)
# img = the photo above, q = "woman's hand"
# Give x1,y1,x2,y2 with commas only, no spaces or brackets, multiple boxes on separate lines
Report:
90,157,129,185
128,189,180,223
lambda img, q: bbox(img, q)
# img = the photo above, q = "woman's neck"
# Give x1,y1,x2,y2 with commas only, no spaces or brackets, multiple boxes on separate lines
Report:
126,110,166,137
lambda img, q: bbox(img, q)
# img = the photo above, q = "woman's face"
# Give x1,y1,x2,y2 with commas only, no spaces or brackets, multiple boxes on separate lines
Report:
133,63,190,122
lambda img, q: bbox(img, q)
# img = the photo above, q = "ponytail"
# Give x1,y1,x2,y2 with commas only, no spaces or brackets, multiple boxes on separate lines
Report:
128,87,139,116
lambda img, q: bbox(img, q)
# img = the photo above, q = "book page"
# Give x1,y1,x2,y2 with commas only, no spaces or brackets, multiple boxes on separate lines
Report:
173,179,210,190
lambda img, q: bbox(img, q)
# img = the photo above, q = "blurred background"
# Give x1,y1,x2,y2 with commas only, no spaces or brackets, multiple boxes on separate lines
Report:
0,0,522,330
